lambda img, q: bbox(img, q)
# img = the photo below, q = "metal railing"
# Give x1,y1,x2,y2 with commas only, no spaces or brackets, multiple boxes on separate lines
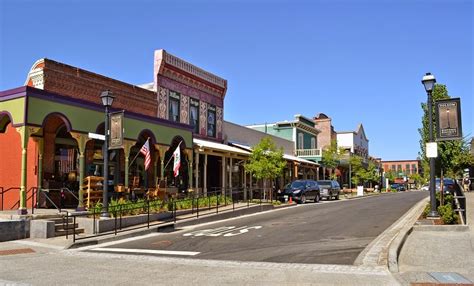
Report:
295,148,322,157
70,187,276,242
1,187,37,213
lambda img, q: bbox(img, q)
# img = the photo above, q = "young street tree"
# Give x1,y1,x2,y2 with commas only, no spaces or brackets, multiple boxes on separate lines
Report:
321,139,345,180
418,84,473,178
245,137,287,195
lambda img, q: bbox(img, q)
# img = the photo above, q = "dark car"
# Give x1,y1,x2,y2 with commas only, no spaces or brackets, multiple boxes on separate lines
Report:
390,183,406,192
278,180,320,204
435,178,458,195
317,180,341,200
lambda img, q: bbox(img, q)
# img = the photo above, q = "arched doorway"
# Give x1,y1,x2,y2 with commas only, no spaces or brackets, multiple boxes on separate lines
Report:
164,136,189,194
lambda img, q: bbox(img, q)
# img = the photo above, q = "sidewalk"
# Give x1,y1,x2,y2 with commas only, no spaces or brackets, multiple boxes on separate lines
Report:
397,192,474,285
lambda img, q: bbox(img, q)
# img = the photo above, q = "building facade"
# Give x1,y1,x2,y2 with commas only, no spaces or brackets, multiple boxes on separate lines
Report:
246,114,321,163
381,160,421,176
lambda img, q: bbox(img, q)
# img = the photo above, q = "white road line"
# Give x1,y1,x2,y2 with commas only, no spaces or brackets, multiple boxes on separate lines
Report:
13,240,65,250
89,247,200,256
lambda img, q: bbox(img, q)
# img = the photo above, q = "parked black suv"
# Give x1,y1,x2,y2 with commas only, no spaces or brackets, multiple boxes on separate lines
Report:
317,180,341,200
277,180,320,204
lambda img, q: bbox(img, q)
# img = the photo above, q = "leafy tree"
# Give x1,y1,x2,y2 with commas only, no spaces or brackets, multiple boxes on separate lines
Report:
321,140,345,180
349,155,365,186
384,170,396,183
418,84,473,177
245,137,287,192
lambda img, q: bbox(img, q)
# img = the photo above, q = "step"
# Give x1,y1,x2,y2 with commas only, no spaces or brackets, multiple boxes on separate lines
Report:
49,218,73,224
55,228,84,237
55,223,79,231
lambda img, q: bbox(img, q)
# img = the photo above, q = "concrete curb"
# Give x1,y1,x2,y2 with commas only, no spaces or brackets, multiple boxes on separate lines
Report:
412,224,469,232
388,197,429,273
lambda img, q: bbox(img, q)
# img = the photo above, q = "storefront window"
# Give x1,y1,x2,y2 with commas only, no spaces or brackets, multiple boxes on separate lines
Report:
190,98,199,134
207,105,216,137
169,91,180,122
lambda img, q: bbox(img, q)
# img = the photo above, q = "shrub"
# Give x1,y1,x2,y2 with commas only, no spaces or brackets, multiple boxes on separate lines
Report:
437,204,459,225
422,203,431,218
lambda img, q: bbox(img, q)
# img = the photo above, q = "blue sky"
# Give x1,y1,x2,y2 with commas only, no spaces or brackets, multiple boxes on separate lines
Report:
0,0,472,160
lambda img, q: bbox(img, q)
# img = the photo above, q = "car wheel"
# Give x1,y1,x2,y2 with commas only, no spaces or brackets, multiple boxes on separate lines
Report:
335,193,340,200
327,193,332,201
315,194,320,203
300,194,306,204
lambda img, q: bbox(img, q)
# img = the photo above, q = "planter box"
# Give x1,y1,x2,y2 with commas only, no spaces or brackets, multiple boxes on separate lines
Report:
76,212,173,234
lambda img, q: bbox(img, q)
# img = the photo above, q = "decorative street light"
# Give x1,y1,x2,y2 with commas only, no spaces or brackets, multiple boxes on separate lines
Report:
100,90,115,218
421,72,439,217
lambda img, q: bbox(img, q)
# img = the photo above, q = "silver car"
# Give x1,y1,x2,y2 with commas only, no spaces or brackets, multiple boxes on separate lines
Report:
317,180,341,200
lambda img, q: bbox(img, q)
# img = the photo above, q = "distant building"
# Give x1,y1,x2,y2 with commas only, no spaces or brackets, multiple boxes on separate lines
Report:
336,124,369,162
381,160,422,176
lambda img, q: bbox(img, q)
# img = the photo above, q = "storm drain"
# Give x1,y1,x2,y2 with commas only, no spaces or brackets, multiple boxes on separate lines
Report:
0,248,35,256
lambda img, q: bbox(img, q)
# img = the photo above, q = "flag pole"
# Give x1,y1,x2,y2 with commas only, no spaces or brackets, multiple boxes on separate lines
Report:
164,141,183,170
128,138,149,168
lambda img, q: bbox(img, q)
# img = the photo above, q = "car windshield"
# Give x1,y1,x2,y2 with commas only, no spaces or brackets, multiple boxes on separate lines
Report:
287,181,306,189
318,181,332,187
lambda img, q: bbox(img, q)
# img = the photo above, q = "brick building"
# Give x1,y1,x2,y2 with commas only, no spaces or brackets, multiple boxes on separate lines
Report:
381,160,422,176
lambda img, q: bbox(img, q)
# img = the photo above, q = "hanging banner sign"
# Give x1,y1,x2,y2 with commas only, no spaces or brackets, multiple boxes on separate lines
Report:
436,98,462,141
109,111,124,150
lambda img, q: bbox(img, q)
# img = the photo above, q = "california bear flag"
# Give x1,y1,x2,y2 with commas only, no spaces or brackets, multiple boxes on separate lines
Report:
173,145,181,177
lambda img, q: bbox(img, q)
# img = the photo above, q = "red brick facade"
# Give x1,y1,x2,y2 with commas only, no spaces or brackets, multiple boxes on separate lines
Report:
382,160,421,175
314,113,336,150
27,59,158,117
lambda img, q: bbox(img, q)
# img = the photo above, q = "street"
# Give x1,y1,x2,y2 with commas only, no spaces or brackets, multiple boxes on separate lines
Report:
90,191,428,265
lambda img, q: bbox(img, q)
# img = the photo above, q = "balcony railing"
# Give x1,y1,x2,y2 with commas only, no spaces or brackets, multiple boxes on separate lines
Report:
296,148,322,157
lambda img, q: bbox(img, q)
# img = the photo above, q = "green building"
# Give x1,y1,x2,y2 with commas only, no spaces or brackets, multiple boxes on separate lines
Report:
246,114,322,163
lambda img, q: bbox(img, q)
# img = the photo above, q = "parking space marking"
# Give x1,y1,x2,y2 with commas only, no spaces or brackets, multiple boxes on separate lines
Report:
89,247,200,256
183,225,262,237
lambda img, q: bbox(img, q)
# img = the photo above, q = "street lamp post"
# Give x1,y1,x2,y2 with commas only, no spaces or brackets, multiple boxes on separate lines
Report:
421,73,439,217
100,90,115,218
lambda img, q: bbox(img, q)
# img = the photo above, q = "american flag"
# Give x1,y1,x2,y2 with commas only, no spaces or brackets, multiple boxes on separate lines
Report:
140,138,151,171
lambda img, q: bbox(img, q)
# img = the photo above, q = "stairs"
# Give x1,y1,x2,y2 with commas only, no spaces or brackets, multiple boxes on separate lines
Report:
49,217,85,237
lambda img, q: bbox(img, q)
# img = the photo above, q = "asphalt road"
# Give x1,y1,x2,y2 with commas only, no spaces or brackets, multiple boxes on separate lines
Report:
93,191,427,265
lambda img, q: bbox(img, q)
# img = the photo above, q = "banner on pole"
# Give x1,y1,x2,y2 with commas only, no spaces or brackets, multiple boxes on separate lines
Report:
109,111,124,149
436,98,462,141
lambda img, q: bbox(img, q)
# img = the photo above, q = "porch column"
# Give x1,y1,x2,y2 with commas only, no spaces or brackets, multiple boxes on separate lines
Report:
15,127,39,214
186,149,193,190
249,172,253,200
203,154,208,196
195,151,200,194
156,145,168,183
323,167,326,180
229,157,233,195
316,167,320,181
32,137,44,208
71,132,92,210
221,156,226,195
243,164,247,200
294,164,298,180
124,140,135,189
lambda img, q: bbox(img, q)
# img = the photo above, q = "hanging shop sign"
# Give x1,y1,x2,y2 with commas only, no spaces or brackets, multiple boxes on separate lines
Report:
435,98,462,141
109,111,124,149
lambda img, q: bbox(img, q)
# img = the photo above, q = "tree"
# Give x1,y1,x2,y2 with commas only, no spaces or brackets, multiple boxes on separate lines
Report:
321,140,345,180
384,170,396,183
349,155,365,186
245,137,287,193
418,84,473,177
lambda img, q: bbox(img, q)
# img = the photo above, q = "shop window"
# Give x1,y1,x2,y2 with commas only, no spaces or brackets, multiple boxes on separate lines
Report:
207,105,216,137
169,91,180,122
190,98,199,134
298,133,304,149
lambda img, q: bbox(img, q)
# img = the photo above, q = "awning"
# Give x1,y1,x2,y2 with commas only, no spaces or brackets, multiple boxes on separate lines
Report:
194,139,251,156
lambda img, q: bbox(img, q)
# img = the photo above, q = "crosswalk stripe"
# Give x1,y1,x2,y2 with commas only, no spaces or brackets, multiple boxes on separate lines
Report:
90,247,200,256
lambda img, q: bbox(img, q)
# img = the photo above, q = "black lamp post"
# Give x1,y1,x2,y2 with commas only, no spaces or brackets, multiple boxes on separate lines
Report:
100,90,115,218
421,73,439,217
